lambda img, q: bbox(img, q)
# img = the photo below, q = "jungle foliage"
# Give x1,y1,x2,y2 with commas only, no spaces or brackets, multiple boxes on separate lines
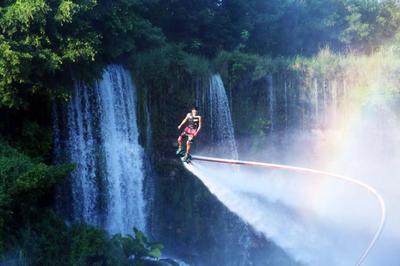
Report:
0,140,167,266
2,0,400,109
1,0,400,265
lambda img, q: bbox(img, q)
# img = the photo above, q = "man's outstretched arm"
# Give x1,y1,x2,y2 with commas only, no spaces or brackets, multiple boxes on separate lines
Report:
178,114,189,129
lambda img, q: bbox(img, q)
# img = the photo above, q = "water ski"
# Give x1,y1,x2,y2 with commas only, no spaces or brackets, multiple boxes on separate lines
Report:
181,153,192,163
177,149,186,157
176,149,192,163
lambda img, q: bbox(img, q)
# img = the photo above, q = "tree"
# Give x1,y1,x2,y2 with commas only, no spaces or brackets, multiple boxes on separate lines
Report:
0,0,164,109
0,140,73,252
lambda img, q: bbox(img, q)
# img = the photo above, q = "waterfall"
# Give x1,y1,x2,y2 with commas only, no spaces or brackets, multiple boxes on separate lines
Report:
267,74,275,131
66,81,99,226
332,79,338,121
199,74,238,159
143,93,158,237
144,98,153,152
194,73,257,265
313,78,319,126
284,79,289,130
54,65,146,235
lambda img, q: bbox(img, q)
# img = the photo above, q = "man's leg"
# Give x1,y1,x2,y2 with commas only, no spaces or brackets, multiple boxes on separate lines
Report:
176,132,185,154
184,135,193,160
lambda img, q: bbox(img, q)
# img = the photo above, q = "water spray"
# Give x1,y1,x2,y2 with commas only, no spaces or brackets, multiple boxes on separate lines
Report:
188,155,386,266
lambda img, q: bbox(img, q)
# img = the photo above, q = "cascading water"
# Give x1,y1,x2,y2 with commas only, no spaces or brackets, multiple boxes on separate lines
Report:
284,79,289,130
267,74,275,132
54,65,146,235
142,94,158,237
195,73,258,265
274,75,338,132
66,81,99,226
186,73,389,266
198,74,238,159
331,79,338,121
313,78,319,126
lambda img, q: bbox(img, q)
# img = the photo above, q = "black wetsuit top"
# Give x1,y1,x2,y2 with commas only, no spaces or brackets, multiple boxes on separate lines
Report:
188,114,200,129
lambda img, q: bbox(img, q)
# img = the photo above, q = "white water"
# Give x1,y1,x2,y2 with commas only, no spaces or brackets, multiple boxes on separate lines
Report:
185,160,381,266
66,80,99,225
313,78,319,125
197,74,238,159
194,74,257,264
267,74,275,131
284,79,288,130
56,65,146,234
97,66,146,234
184,83,400,266
186,76,396,266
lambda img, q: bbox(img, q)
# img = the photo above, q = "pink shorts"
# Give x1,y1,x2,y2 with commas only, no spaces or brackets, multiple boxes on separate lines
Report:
183,127,197,137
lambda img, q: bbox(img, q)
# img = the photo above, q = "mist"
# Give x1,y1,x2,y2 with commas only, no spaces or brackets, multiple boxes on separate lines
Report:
186,84,400,265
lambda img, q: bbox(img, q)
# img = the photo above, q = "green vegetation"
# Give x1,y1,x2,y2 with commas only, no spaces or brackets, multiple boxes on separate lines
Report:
0,140,169,265
213,50,292,88
1,0,400,265
0,0,164,109
133,44,210,91
145,0,400,56
0,140,73,251
2,0,400,109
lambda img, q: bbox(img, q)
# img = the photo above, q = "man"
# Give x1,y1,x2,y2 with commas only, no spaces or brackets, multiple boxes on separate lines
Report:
177,106,202,161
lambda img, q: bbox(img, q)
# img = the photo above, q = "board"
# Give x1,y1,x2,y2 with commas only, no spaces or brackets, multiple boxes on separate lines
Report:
176,149,192,163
